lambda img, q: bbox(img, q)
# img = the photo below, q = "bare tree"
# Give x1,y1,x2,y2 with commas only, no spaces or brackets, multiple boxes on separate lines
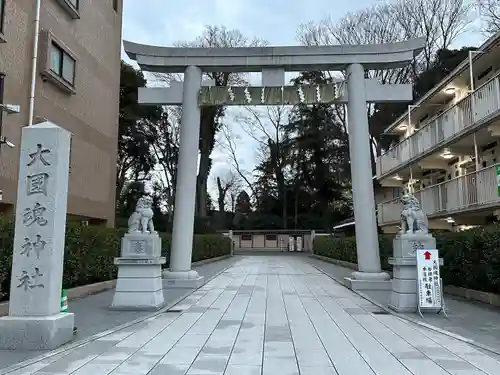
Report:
296,0,472,162
148,109,180,214
217,123,257,199
150,26,267,217
476,0,500,35
236,106,290,149
298,0,471,81
235,106,291,227
214,170,241,213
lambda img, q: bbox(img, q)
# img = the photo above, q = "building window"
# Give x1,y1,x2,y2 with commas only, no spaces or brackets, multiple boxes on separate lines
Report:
265,234,277,241
50,42,75,85
241,233,252,241
40,30,78,93
0,0,5,36
113,0,118,11
56,0,80,19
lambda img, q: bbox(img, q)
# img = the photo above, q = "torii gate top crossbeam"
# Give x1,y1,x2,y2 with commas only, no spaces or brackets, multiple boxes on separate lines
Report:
123,38,426,74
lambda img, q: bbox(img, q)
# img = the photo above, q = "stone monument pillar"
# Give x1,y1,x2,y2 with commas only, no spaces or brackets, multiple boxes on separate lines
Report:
111,196,166,310
0,122,74,350
388,194,440,312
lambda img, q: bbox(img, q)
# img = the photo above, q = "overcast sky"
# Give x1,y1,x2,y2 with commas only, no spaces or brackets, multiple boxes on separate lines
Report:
121,0,486,200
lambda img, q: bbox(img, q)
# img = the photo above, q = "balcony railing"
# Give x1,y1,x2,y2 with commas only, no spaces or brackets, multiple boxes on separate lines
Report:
376,72,500,177
377,163,500,225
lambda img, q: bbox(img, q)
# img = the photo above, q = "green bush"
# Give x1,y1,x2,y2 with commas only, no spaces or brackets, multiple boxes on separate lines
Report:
314,226,500,295
0,218,231,301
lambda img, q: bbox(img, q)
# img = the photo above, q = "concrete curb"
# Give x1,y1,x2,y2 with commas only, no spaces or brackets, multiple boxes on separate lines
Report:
0,254,232,317
310,254,394,276
306,257,500,357
0,257,236,375
190,254,231,267
310,254,500,308
0,280,118,317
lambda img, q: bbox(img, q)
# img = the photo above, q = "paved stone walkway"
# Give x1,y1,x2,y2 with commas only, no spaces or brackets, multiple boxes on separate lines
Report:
0,257,237,370
3,256,500,375
307,256,500,352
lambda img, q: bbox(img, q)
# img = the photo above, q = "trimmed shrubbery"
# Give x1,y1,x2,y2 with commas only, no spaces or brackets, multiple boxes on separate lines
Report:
0,218,231,301
314,226,500,295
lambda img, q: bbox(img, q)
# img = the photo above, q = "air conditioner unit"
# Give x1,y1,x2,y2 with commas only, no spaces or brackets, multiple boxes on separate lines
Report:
81,220,89,227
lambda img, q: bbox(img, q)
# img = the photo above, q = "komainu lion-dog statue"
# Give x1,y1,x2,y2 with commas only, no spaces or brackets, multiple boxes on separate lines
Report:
399,194,429,235
127,195,156,234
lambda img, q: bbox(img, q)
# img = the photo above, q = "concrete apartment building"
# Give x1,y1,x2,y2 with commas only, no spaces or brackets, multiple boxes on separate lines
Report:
375,31,500,233
0,0,123,226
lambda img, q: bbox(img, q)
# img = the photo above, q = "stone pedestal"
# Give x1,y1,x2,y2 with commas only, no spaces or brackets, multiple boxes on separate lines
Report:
111,232,166,310
344,271,391,291
0,122,74,350
388,233,439,313
162,269,205,289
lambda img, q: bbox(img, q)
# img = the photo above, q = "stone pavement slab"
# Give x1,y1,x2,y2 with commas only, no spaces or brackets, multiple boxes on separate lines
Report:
0,256,237,370
2,255,499,375
307,256,500,352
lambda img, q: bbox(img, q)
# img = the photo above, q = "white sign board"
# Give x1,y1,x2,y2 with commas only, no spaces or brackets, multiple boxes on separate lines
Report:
416,249,442,310
296,237,302,252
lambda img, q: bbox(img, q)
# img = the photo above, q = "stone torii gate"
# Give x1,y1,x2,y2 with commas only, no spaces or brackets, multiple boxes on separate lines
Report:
123,39,425,291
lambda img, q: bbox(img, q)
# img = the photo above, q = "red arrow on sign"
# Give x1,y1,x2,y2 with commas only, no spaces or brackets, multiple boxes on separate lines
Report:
424,251,431,260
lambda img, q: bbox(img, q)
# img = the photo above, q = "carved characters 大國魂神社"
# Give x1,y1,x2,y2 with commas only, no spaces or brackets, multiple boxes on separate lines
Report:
26,173,49,196
16,267,44,291
27,143,51,167
22,202,48,227
400,194,429,235
127,196,156,234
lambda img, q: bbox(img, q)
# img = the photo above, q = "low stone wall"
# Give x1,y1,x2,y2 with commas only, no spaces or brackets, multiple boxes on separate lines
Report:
311,254,359,271
444,285,500,307
0,254,232,316
310,254,500,308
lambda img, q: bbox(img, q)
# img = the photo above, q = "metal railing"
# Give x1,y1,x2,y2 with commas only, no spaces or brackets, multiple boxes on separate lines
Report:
376,72,500,176
377,163,500,225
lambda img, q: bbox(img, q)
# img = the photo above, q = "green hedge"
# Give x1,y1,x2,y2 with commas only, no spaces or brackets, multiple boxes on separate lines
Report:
0,218,231,301
314,226,500,295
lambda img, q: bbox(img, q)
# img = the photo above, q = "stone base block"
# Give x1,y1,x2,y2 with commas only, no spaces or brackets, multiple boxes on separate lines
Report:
392,278,417,294
393,266,418,279
162,269,205,289
117,264,163,278
111,289,164,311
393,234,436,258
344,277,392,291
121,232,162,257
0,313,74,350
111,263,165,311
162,276,205,289
388,291,417,313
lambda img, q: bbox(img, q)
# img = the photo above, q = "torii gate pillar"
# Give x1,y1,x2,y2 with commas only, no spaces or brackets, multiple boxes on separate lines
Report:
162,66,204,287
344,63,390,289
